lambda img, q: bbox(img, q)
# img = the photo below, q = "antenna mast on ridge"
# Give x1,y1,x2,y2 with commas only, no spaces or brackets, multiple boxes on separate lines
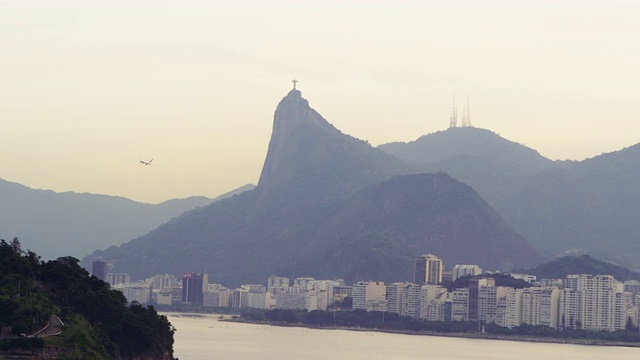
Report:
449,93,458,128
461,95,472,127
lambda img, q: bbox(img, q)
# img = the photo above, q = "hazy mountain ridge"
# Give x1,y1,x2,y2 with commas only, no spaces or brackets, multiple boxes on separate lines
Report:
87,189,262,284
6,90,639,281
84,90,542,285
257,89,409,200
379,127,556,174
379,129,640,270
85,90,417,284
291,172,542,283
0,178,253,259
526,254,640,282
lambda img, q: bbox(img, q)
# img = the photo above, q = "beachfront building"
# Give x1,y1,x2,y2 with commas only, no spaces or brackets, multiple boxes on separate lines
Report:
520,287,560,329
401,283,422,318
560,274,632,332
468,277,495,322
451,288,470,321
352,281,387,311
387,282,411,315
267,275,290,295
423,289,449,321
496,287,522,328
420,285,448,320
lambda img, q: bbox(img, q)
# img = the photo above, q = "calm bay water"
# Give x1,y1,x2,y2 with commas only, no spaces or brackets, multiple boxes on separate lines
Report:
166,313,638,360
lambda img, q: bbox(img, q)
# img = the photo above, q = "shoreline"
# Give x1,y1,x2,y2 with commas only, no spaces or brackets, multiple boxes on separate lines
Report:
224,317,640,348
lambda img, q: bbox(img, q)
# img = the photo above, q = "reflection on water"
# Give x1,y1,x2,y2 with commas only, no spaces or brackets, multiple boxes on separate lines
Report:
165,313,637,360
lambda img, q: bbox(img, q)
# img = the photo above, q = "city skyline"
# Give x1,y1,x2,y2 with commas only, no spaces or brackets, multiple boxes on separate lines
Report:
2,1,640,203
109,259,640,334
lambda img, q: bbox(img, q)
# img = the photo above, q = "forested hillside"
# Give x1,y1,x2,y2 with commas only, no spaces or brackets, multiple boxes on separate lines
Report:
0,237,175,360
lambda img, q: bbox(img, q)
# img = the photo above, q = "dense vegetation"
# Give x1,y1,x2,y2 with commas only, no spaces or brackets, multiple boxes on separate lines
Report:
240,308,640,344
448,273,534,291
0,238,176,359
525,255,640,282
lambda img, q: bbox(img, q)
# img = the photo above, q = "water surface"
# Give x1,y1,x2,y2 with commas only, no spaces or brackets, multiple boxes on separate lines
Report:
166,313,638,360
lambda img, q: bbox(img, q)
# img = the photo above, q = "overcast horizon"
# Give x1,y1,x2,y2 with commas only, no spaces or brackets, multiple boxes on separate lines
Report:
2,1,639,203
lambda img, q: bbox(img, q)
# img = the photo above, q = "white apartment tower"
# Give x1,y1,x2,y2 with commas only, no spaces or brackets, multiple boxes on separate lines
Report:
352,281,387,311
423,289,449,321
451,288,470,321
386,282,411,315
521,287,543,325
561,274,631,332
267,276,290,294
539,287,560,329
497,287,522,328
402,284,423,318
452,265,482,281
419,285,448,320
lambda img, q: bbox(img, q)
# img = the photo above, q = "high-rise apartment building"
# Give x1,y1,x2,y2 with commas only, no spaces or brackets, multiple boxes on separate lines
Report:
520,287,560,329
452,265,482,281
106,273,130,286
182,272,207,306
267,275,290,294
624,280,640,305
386,282,411,315
560,274,630,332
146,274,178,290
232,288,250,308
414,254,443,285
352,281,386,311
91,260,108,281
401,283,423,318
539,287,560,329
496,287,522,328
451,288,470,321
114,282,152,304
478,284,503,324
419,285,447,319
420,286,448,321
468,277,495,322
293,277,315,290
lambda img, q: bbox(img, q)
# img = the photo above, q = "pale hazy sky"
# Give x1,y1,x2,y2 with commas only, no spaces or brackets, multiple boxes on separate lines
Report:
2,0,639,203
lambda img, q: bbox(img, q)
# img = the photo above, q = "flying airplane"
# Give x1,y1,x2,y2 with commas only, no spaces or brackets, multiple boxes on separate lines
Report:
139,158,153,166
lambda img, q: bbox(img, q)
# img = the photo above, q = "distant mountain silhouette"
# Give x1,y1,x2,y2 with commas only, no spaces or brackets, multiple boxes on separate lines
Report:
526,254,640,282
293,172,542,283
0,178,253,259
380,127,554,174
379,129,640,271
84,91,542,285
498,144,640,267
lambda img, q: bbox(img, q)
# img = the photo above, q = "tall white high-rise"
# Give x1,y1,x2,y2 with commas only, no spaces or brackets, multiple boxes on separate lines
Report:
561,274,630,332
352,281,387,311
452,264,482,281
451,288,470,321
386,282,411,315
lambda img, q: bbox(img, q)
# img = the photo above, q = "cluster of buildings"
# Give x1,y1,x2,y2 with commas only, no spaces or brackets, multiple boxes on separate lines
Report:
91,254,640,333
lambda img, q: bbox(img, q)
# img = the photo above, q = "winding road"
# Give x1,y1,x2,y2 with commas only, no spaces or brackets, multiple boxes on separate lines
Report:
30,314,64,337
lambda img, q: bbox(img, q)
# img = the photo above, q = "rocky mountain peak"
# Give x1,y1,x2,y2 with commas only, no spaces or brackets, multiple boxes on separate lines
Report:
273,90,313,129
257,90,407,197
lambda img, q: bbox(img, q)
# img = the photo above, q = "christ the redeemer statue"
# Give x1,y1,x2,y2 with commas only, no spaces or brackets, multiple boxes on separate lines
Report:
292,79,298,90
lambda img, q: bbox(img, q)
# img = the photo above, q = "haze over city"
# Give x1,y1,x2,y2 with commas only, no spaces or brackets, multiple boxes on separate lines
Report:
2,0,639,203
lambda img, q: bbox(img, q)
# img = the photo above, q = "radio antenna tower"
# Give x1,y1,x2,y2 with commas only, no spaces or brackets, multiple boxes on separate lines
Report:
449,93,458,128
461,95,472,127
